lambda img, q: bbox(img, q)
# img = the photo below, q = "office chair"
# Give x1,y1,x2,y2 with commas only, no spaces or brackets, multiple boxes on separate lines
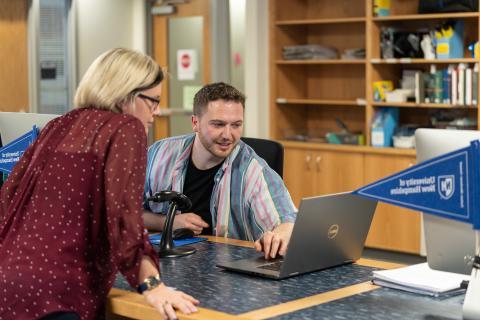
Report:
241,137,284,178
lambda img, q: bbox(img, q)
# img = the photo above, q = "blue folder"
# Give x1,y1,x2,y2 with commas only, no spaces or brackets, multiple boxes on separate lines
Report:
148,233,207,247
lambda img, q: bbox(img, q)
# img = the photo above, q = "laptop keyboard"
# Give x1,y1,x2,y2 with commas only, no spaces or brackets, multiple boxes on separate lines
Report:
257,259,284,271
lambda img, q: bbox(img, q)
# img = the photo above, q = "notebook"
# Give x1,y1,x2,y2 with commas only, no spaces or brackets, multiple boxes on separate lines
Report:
216,192,377,279
372,263,470,297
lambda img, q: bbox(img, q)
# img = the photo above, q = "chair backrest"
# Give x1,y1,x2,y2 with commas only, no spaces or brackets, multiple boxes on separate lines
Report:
241,137,284,178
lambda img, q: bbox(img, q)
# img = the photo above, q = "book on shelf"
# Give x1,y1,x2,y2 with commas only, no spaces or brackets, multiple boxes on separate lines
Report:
458,63,466,106
466,67,473,106
473,63,479,105
415,71,424,104
372,262,470,297
443,66,453,104
433,68,443,104
452,66,458,105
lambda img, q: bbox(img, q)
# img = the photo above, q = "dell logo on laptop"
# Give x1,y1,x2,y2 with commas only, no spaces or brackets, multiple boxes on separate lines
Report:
327,224,339,239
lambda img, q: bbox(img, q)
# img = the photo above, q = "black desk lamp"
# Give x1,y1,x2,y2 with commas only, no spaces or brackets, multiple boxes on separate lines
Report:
148,191,196,258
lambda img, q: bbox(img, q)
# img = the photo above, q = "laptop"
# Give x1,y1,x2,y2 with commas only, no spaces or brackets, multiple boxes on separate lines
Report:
216,192,377,279
415,128,477,275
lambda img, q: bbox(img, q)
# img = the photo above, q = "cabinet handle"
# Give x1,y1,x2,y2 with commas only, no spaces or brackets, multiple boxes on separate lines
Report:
315,156,321,171
305,154,312,170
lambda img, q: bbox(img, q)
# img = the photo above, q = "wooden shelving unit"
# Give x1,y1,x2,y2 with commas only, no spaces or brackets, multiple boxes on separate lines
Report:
276,59,366,64
276,17,367,25
269,0,480,254
276,98,364,106
371,102,478,109
371,58,479,64
372,12,479,21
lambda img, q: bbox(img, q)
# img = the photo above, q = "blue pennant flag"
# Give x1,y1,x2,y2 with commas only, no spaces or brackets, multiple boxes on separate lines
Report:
353,140,480,230
0,126,39,175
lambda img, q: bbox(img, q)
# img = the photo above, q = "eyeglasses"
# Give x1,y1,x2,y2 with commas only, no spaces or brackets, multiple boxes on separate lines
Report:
137,93,160,112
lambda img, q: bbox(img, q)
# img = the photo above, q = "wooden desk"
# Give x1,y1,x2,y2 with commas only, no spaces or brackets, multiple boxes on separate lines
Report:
106,237,462,320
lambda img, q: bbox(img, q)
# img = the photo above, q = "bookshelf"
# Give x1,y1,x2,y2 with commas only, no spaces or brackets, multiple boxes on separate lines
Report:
269,0,480,254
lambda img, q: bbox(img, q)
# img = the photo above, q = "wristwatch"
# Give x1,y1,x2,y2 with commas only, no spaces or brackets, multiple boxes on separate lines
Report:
137,274,162,294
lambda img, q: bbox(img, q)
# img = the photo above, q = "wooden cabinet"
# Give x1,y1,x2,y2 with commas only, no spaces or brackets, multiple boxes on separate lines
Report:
315,150,364,195
364,154,421,254
284,146,364,206
283,142,420,253
284,148,317,205
0,0,28,112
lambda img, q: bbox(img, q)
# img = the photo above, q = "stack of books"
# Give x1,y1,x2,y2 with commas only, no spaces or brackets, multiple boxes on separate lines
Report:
282,45,338,60
414,63,479,106
372,262,470,297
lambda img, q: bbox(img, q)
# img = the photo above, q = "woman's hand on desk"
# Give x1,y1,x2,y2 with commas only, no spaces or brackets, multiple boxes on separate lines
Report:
254,222,294,259
143,283,199,320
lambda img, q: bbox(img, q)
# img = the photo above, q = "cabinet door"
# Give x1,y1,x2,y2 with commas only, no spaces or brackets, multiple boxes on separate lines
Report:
364,154,421,254
316,151,364,195
284,148,317,207
0,0,28,112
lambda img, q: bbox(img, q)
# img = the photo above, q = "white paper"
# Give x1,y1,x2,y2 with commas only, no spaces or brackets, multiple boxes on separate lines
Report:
372,262,470,294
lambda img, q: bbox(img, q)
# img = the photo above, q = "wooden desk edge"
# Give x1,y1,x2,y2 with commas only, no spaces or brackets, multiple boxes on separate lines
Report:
239,281,379,320
202,235,255,248
356,257,406,269
107,288,249,320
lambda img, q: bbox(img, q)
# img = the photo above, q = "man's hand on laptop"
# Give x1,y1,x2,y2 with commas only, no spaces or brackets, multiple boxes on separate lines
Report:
254,222,294,259
174,213,209,235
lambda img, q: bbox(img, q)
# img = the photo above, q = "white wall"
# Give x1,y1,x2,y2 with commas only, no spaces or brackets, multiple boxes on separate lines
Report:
244,0,269,138
76,0,146,79
229,0,246,93
74,0,270,138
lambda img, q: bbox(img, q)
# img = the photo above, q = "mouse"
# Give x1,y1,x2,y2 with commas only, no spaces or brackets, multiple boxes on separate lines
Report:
172,228,195,240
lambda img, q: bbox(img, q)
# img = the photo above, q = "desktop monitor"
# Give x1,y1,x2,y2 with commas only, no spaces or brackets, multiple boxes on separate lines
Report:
415,128,477,275
0,112,59,145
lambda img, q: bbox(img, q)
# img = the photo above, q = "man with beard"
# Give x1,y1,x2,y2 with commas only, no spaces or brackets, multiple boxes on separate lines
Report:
143,82,296,258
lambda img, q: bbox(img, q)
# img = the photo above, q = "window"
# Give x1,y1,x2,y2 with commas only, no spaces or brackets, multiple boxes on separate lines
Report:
30,0,74,115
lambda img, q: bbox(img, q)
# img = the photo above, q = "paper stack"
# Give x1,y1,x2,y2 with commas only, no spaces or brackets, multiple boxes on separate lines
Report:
372,262,470,297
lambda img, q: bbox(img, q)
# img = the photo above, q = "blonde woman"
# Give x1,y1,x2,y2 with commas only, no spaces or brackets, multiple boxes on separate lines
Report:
0,48,198,320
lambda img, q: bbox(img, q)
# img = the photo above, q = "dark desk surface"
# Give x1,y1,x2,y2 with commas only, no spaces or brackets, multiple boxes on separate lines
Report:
107,236,464,320
269,287,464,320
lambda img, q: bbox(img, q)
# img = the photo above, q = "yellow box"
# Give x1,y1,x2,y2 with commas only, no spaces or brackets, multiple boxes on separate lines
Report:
373,0,391,16
373,81,394,102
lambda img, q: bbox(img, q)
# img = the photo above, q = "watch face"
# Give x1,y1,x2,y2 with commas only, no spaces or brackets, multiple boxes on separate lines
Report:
148,276,160,288
146,275,161,290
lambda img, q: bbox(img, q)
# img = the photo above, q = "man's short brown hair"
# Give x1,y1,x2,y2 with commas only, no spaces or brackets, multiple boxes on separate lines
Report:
193,82,246,116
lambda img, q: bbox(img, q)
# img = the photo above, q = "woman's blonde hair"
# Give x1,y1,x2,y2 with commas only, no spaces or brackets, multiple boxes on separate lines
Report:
74,48,163,112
